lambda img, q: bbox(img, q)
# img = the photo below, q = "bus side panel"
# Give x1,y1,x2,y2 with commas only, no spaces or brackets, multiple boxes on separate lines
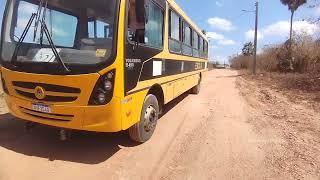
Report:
172,73,199,98
121,89,149,130
164,81,174,104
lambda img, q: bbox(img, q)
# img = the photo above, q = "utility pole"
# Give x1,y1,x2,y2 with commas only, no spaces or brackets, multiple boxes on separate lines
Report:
253,1,259,75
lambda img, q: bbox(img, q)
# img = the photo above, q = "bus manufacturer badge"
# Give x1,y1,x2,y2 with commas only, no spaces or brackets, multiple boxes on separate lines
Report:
34,86,46,100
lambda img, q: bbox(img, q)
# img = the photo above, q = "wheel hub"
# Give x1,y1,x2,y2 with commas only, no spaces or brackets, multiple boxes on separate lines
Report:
144,105,157,132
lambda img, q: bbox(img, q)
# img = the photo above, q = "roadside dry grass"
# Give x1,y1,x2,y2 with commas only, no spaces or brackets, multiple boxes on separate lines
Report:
243,72,320,110
237,72,320,179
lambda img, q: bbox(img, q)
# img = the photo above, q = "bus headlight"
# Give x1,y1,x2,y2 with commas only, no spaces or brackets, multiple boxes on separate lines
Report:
97,91,107,104
103,80,113,91
89,70,115,105
1,72,9,94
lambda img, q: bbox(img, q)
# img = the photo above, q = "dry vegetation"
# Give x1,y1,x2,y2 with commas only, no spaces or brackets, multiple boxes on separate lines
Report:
230,34,320,74
233,32,320,178
230,34,320,106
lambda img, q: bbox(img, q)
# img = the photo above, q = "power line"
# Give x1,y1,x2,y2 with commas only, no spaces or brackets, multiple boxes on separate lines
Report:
253,1,259,75
228,11,251,22
240,2,259,75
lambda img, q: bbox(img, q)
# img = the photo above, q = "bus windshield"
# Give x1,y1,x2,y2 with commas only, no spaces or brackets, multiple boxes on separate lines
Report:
1,0,118,74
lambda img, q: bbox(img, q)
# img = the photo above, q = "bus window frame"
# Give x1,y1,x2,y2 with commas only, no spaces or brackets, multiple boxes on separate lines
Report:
181,20,193,57
168,6,208,60
9,0,80,47
126,0,165,51
168,9,182,55
192,31,200,58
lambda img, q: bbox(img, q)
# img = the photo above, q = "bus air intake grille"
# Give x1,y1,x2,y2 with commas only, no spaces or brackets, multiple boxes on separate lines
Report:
19,107,74,122
12,81,80,102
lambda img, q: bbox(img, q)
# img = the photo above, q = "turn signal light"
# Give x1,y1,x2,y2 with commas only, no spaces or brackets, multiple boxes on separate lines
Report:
1,72,9,94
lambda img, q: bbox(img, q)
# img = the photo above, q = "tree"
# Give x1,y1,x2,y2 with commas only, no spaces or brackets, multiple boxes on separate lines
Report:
242,42,254,56
280,0,307,52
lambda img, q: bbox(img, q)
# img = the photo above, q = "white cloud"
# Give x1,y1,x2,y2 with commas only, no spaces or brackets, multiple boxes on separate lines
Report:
245,29,264,41
210,45,218,49
52,28,69,37
217,39,236,45
314,6,320,16
263,20,319,37
207,31,236,46
215,1,223,7
207,32,224,40
207,17,235,31
17,18,30,29
292,21,319,35
263,21,289,37
244,20,320,41
18,2,38,15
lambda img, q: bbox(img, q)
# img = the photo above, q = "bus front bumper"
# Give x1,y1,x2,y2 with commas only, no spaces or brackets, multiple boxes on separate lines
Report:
4,95,122,132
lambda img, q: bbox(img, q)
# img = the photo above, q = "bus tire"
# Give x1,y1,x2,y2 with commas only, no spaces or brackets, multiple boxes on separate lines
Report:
129,94,159,143
190,80,201,94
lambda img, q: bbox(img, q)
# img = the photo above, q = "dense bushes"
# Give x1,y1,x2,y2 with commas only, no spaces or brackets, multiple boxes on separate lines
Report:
230,34,320,74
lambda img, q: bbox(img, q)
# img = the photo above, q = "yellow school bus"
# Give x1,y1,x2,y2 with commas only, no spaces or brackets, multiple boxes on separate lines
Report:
0,0,208,142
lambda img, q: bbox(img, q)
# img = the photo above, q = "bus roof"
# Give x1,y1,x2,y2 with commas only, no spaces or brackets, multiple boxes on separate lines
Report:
167,0,208,42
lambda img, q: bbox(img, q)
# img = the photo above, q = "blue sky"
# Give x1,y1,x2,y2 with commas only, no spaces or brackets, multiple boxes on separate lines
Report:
0,0,319,63
0,0,4,25
176,0,319,63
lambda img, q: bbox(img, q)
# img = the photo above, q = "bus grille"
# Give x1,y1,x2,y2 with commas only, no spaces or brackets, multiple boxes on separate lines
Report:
12,81,80,102
19,107,74,122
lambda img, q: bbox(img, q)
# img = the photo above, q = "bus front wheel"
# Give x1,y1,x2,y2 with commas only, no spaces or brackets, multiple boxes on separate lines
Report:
129,94,159,142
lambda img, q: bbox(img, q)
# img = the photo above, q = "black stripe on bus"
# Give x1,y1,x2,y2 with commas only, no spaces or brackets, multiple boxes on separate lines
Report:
139,59,205,81
126,70,204,95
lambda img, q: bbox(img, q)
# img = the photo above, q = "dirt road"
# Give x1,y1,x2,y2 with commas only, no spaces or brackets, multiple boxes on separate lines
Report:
0,69,319,180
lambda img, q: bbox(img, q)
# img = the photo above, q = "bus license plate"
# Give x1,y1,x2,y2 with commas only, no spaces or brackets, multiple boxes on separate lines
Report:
32,104,51,113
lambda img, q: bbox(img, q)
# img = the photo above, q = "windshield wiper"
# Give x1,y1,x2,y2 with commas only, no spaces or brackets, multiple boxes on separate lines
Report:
39,0,48,46
33,0,43,42
11,0,70,73
11,13,37,65
40,20,71,72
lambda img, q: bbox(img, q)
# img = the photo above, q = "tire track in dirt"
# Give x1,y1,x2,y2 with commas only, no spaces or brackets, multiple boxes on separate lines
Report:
154,70,280,179
237,75,320,179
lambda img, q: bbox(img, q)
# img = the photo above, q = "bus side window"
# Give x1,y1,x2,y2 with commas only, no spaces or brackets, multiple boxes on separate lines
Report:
144,1,164,48
128,0,164,49
199,37,204,58
169,10,181,53
88,20,111,38
128,0,146,43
